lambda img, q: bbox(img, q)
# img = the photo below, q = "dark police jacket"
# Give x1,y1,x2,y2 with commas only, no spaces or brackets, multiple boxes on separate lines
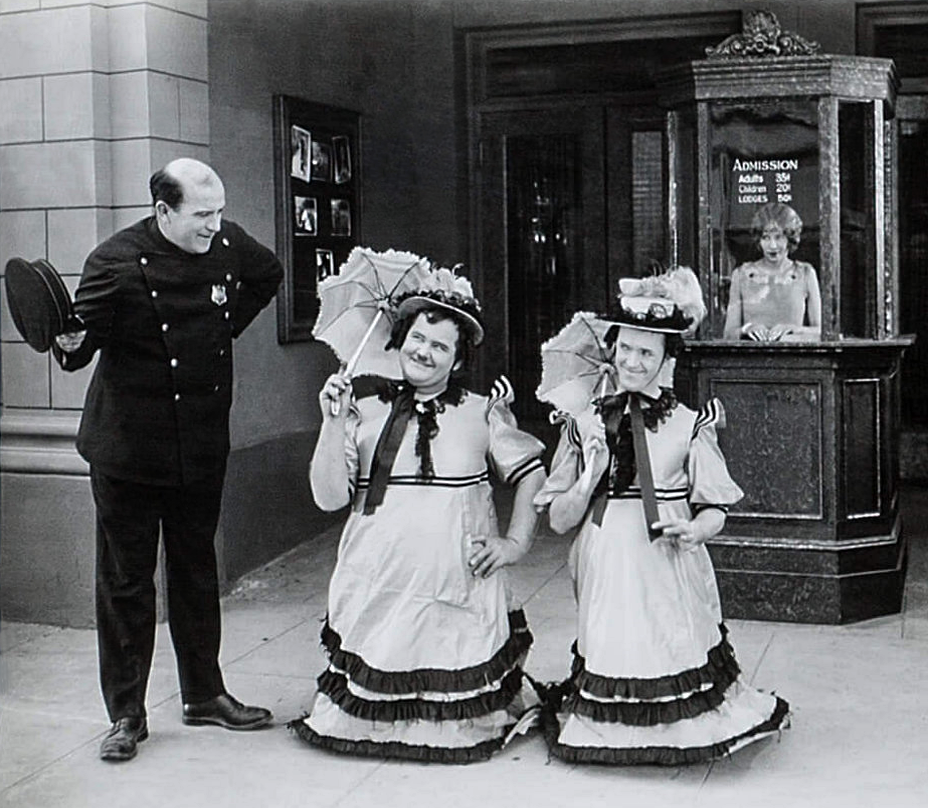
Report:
55,217,283,487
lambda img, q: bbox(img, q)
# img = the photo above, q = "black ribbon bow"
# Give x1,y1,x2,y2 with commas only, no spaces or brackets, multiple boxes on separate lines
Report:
363,381,464,514
588,389,677,538
364,385,415,514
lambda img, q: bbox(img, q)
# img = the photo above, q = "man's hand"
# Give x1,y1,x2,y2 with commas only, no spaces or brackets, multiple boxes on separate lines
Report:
467,535,525,578
651,517,704,551
319,371,351,420
55,331,87,353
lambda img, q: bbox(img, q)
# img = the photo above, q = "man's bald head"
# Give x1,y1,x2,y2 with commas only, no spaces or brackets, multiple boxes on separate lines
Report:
149,159,223,211
150,158,226,254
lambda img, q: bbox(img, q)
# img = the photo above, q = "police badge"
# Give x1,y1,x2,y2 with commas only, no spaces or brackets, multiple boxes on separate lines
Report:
211,284,227,306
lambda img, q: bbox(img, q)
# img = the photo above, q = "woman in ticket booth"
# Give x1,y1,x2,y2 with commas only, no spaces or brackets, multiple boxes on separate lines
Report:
723,202,821,341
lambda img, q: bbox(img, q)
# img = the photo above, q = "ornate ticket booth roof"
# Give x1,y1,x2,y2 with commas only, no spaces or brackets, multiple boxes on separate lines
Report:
658,11,914,623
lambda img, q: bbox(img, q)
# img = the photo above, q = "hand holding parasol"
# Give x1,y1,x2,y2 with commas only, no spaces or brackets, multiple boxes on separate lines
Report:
313,247,432,413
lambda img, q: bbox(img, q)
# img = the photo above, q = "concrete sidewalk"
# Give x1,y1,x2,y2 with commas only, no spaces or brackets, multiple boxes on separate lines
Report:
2,488,928,808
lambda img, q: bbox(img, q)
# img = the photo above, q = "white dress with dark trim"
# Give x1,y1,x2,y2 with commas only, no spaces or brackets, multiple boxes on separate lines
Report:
535,396,789,765
292,379,545,762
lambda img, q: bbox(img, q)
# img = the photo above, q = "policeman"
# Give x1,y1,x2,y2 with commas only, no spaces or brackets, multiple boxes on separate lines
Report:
55,158,283,762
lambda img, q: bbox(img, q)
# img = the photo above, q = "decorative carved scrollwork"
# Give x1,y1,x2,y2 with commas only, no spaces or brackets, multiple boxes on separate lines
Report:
706,10,821,59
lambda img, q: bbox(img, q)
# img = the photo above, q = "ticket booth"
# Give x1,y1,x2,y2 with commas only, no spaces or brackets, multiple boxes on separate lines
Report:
659,12,913,623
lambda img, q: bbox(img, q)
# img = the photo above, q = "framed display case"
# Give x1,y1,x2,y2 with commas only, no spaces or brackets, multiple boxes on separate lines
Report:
273,96,361,343
658,11,913,623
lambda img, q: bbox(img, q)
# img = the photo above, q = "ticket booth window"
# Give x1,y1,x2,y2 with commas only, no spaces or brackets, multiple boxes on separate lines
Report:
707,98,821,338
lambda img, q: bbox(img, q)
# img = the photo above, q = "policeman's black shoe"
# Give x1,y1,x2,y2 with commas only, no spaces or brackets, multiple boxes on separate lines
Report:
99,716,148,762
182,693,272,730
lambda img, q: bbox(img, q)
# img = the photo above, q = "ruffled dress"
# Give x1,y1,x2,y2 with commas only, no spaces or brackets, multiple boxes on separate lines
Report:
291,379,546,762
534,395,789,765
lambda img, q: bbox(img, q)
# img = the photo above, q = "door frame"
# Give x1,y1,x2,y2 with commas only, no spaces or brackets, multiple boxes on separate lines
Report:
460,12,742,395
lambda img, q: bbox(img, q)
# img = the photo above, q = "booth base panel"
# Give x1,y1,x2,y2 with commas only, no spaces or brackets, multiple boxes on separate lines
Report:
709,538,907,624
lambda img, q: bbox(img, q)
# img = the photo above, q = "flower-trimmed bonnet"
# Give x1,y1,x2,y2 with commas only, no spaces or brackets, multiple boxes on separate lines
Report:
604,266,706,336
394,265,485,345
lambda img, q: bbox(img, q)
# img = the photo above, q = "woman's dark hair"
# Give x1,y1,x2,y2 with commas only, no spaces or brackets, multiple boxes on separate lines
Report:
149,168,184,210
751,202,803,252
387,306,474,371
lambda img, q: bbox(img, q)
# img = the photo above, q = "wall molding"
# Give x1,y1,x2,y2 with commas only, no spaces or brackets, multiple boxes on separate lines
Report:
0,409,87,475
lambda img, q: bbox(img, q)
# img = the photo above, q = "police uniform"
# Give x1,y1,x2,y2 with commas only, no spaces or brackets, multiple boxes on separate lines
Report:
56,216,282,722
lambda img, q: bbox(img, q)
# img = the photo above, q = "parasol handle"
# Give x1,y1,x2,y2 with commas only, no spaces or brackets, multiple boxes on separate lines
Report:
331,308,385,416
596,366,612,400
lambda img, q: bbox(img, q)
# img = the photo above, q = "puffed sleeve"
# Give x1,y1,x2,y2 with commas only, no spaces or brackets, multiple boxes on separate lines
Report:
486,396,546,487
533,411,582,510
687,399,743,511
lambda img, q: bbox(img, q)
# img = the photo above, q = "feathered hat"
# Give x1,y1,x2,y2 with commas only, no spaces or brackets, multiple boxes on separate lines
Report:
604,266,706,336
394,264,485,345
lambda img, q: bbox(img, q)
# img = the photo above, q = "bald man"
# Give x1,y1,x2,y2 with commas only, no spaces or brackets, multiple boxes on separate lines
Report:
55,159,283,762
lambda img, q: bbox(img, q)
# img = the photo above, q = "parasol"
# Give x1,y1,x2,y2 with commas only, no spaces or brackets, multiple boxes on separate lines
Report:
535,311,617,417
312,246,432,381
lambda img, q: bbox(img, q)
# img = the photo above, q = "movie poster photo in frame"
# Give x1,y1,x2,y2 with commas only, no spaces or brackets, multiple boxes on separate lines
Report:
273,95,361,343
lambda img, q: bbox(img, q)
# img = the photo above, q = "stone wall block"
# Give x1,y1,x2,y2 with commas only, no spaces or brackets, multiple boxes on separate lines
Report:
110,138,153,207
44,73,97,141
179,78,208,144
47,207,113,274
0,140,112,209
146,3,207,80
109,71,151,139
0,5,94,78
0,210,47,268
106,3,147,72
0,77,43,144
1,343,50,407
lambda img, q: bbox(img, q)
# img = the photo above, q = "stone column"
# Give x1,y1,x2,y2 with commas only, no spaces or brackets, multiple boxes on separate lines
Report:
0,0,209,626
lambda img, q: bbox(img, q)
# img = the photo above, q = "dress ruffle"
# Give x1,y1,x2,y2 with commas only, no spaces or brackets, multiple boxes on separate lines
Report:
542,693,790,766
315,666,524,723
319,609,532,694
293,610,532,762
571,624,741,701
288,717,506,764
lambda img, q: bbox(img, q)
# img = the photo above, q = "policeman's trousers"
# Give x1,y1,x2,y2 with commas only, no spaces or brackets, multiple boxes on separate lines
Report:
90,467,227,721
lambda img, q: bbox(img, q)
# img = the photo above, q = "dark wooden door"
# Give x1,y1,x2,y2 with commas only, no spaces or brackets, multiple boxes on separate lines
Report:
475,106,606,434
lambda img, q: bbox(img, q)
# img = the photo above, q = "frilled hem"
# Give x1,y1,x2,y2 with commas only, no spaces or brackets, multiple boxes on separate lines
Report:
287,718,506,764
543,696,790,766
572,623,741,700
565,672,736,727
316,667,524,722
320,609,533,694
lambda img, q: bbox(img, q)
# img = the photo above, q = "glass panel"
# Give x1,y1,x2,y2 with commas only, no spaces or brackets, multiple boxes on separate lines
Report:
505,134,582,422
708,99,820,339
670,108,697,271
898,117,928,425
839,101,876,339
631,130,665,271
